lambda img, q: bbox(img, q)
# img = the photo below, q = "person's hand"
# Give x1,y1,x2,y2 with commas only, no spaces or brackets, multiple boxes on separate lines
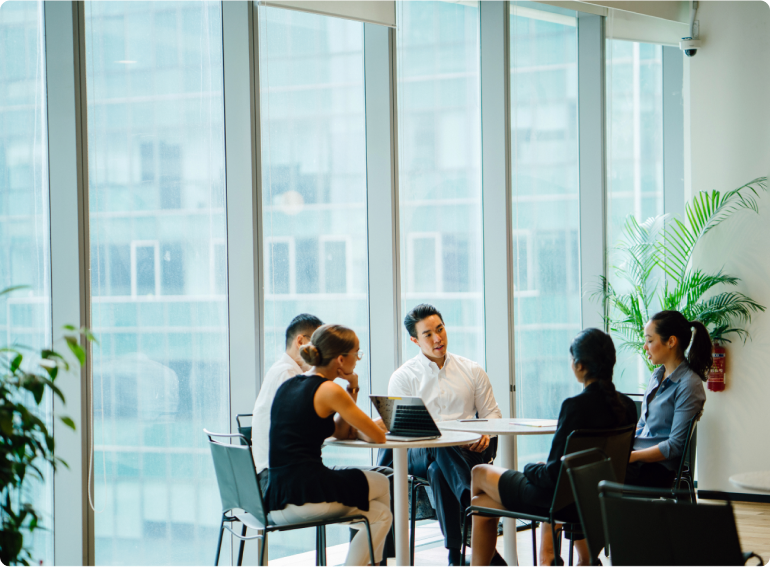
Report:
537,461,545,465
372,417,388,433
337,368,359,391
629,451,639,463
466,435,490,453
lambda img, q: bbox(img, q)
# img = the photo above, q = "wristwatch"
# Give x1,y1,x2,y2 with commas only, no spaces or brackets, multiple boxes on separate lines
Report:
347,386,360,395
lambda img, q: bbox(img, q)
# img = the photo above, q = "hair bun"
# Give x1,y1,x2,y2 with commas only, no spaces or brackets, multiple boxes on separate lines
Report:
299,344,322,366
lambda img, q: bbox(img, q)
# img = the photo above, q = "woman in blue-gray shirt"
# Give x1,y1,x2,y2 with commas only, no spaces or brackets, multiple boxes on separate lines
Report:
627,310,711,488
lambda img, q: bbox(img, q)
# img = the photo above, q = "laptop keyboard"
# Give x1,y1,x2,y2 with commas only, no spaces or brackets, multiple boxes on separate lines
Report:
392,406,439,436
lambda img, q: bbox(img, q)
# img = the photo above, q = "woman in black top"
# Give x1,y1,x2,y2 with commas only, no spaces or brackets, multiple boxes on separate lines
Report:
267,324,391,566
469,329,636,566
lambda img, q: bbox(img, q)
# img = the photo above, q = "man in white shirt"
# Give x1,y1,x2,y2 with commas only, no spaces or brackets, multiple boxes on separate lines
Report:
251,313,324,487
378,304,502,565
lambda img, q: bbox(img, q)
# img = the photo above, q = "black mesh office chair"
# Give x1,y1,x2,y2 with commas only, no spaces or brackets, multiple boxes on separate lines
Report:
672,411,701,502
461,424,635,566
598,481,763,566
563,449,616,566
235,413,252,446
206,430,375,566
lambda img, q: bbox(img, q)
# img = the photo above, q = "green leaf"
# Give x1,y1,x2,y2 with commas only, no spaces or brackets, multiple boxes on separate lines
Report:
60,416,76,431
10,353,23,372
64,336,86,366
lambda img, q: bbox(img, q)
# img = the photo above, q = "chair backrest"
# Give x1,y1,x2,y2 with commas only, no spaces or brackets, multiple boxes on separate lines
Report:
235,414,253,446
675,411,701,487
205,430,268,526
564,450,617,563
621,393,644,422
550,424,635,513
598,481,744,566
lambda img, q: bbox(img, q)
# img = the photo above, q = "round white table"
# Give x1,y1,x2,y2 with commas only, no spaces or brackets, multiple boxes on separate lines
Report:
437,418,558,566
326,430,481,566
729,471,770,493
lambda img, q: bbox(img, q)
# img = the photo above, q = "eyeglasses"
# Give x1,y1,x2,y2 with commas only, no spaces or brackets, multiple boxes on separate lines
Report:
344,350,364,361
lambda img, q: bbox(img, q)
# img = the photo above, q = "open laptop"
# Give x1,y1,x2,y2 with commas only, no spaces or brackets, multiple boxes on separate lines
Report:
370,396,442,441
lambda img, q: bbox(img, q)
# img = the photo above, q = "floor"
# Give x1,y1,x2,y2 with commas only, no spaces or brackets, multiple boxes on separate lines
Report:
272,500,770,566
402,500,770,566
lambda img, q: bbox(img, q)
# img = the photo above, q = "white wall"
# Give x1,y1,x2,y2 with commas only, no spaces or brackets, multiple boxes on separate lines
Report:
684,0,770,494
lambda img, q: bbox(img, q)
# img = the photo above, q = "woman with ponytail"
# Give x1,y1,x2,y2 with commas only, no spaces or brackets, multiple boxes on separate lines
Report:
267,324,391,566
470,329,636,566
626,311,710,489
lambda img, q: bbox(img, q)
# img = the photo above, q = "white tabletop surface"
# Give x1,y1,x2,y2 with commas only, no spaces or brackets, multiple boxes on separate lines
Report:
437,417,557,435
729,471,770,493
325,429,480,449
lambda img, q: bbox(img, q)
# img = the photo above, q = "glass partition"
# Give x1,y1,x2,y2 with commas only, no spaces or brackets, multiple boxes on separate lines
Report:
84,2,229,564
396,0,485,366
0,1,52,563
510,3,581,465
257,4,370,560
606,39,663,394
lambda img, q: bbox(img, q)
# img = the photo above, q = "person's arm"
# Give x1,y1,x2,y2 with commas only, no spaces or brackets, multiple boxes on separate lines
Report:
315,381,387,443
629,444,665,463
474,366,503,420
387,367,412,397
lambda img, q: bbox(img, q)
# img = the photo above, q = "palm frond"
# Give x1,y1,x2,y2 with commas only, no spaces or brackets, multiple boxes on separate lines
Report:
659,177,768,284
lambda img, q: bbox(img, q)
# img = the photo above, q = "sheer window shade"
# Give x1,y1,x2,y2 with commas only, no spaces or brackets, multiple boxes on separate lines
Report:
264,1,395,27
537,1,689,45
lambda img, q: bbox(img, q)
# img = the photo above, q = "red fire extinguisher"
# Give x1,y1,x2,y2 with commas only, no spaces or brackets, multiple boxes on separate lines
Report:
708,342,726,392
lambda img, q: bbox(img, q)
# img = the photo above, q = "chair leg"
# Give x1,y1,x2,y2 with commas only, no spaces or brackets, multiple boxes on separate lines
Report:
316,525,327,566
460,512,471,566
363,518,376,567
214,517,225,566
531,521,537,564
258,531,267,567
410,479,418,565
569,534,574,566
237,524,247,566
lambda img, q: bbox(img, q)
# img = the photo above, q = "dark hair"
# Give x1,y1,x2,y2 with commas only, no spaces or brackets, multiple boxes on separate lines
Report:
569,328,628,424
299,324,357,367
404,304,444,339
650,310,712,381
285,313,324,349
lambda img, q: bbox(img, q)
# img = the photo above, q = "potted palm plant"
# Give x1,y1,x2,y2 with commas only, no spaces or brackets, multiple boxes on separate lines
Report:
0,286,95,565
598,177,767,379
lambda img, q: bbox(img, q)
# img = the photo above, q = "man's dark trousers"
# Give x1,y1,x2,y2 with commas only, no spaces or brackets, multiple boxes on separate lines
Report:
377,441,496,551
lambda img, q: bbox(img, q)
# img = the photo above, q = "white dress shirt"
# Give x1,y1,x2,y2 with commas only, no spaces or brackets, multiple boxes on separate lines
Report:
388,351,502,423
251,352,303,473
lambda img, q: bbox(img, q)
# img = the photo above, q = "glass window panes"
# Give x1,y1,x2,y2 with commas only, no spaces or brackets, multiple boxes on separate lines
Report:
84,2,229,564
510,3,581,466
258,5,369,559
606,39,664,394
396,0,485,365
0,1,53,563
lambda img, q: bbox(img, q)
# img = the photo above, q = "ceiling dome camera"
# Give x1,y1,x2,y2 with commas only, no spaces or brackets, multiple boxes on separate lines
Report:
680,37,702,57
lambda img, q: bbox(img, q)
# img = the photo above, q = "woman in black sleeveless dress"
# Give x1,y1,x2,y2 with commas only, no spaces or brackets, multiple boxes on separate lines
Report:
469,329,637,566
267,324,391,566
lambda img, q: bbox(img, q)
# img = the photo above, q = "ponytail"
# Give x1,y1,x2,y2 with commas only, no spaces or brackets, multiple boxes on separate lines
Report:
651,311,713,381
686,321,713,381
570,328,629,424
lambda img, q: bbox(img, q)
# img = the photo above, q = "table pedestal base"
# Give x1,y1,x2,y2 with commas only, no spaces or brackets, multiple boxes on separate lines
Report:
499,436,519,566
393,447,409,566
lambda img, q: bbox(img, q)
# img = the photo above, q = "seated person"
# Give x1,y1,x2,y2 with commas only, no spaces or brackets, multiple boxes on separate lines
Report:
251,313,324,488
267,324,392,566
378,304,502,566
470,329,637,566
627,310,710,488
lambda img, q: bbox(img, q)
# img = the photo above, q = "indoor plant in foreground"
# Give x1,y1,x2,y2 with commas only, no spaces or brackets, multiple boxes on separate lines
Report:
597,176,767,376
0,285,95,565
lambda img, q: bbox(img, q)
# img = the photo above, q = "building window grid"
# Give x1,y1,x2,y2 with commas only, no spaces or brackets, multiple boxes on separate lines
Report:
25,2,683,562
